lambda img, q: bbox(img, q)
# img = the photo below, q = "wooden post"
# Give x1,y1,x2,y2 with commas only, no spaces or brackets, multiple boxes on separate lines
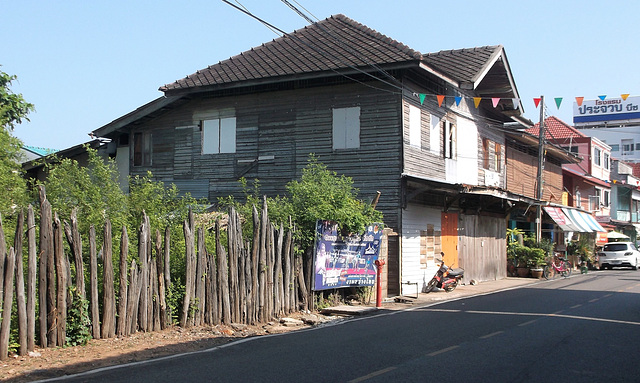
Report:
63,208,85,299
89,226,100,339
266,223,275,320
216,220,231,325
195,227,206,326
0,248,16,360
155,229,167,330
0,215,5,320
101,219,115,339
258,202,267,323
250,206,260,325
53,214,67,346
13,210,27,355
117,226,129,337
26,205,37,351
283,227,292,314
163,226,171,324
38,186,54,347
275,224,284,317
180,209,195,327
125,260,139,335
45,209,57,346
296,256,308,311
138,214,149,332
206,231,218,325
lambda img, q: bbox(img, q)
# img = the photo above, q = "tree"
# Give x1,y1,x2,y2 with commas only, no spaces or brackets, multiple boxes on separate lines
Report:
0,68,34,217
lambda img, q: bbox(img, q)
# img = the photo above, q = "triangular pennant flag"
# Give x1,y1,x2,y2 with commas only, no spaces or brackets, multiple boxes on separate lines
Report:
598,95,606,101
473,97,482,108
533,98,541,108
554,97,563,109
454,96,462,106
491,97,500,108
621,93,630,100
575,97,584,106
419,93,426,105
437,95,445,107
512,98,520,110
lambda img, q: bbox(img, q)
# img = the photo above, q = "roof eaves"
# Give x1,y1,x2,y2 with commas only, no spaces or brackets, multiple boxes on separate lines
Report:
418,61,460,88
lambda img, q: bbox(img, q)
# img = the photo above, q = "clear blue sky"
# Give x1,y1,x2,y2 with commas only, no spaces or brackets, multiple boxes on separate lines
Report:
3,0,638,150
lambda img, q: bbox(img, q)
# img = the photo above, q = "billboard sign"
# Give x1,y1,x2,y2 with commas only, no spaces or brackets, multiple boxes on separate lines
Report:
573,96,640,123
313,220,383,291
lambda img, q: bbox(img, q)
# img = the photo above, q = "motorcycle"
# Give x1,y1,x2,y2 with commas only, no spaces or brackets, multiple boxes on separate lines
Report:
425,256,464,293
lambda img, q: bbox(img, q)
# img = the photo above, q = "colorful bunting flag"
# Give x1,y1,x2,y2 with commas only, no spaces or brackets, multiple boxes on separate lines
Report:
598,95,606,101
437,95,445,107
419,93,426,105
454,96,462,106
621,93,630,100
512,98,520,110
473,97,481,108
533,98,541,108
491,98,500,108
554,97,563,109
575,97,584,106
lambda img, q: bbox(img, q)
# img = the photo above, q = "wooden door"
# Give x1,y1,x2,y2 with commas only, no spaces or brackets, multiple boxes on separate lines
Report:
441,212,459,268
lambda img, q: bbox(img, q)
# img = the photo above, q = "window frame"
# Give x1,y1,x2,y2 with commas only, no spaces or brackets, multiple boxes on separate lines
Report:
202,116,237,154
332,106,360,150
133,131,152,167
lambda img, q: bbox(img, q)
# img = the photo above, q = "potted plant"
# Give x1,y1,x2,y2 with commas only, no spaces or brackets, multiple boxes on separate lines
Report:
527,247,546,278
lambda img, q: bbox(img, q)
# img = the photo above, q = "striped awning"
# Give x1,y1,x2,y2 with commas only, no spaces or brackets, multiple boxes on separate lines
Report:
561,208,606,233
543,207,581,232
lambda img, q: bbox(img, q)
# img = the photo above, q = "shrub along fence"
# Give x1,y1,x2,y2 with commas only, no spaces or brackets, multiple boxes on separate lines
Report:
0,190,308,360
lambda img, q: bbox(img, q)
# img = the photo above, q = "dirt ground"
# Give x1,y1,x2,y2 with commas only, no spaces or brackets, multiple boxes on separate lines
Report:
1,313,334,383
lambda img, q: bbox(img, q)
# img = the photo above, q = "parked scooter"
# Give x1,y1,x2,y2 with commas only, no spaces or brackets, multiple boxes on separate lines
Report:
425,253,464,293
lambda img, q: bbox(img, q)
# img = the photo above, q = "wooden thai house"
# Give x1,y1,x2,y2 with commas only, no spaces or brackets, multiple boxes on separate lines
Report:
93,14,532,296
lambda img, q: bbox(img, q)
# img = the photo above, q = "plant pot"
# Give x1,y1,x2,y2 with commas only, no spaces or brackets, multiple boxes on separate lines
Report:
516,267,530,278
530,268,544,279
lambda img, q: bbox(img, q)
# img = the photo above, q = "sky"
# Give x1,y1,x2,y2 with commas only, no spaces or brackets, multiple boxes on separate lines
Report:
2,0,639,150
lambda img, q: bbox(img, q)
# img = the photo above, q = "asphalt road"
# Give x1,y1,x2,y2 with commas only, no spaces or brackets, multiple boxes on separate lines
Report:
46,270,640,383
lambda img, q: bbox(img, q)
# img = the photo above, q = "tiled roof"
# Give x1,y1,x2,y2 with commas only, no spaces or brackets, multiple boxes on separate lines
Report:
421,46,503,85
631,162,640,178
160,14,422,93
526,116,585,143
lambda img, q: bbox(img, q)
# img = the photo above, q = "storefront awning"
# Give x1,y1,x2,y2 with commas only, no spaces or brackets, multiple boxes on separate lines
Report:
543,207,581,232
562,208,606,233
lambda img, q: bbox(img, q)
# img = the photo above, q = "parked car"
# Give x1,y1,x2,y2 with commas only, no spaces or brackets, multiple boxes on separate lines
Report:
597,242,640,270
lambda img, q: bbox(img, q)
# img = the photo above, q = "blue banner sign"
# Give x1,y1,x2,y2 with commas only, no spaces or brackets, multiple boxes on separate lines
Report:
313,220,383,291
573,96,640,123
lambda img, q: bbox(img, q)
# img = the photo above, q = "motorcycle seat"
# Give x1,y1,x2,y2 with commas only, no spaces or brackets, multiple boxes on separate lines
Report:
448,268,464,277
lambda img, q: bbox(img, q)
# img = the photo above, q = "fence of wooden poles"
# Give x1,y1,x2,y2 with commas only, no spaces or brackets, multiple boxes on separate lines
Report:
0,188,309,360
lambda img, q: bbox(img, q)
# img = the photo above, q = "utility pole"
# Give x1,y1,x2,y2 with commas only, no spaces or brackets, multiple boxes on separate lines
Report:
535,96,545,243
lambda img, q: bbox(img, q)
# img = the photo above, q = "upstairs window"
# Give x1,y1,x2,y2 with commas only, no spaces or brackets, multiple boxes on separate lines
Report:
430,114,441,155
622,139,634,154
332,107,360,150
443,120,456,159
202,117,236,154
495,142,502,172
133,132,152,166
482,138,490,169
610,144,619,152
593,147,601,166
603,152,610,170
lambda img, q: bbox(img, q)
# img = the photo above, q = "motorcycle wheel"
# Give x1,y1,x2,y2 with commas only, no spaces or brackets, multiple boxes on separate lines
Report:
425,278,438,293
444,281,457,292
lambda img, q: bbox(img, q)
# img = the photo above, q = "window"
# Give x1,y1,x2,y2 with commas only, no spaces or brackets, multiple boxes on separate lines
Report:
332,107,360,149
622,139,634,154
593,147,601,166
430,114,440,155
636,143,640,151
495,142,502,172
482,138,490,169
610,144,619,152
603,190,610,207
443,120,456,159
133,132,151,166
603,152,610,170
202,117,236,154
409,105,421,148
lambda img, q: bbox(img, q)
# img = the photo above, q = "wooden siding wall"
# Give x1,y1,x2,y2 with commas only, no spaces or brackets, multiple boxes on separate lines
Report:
127,82,404,230
458,214,506,282
506,145,563,202
400,79,506,188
